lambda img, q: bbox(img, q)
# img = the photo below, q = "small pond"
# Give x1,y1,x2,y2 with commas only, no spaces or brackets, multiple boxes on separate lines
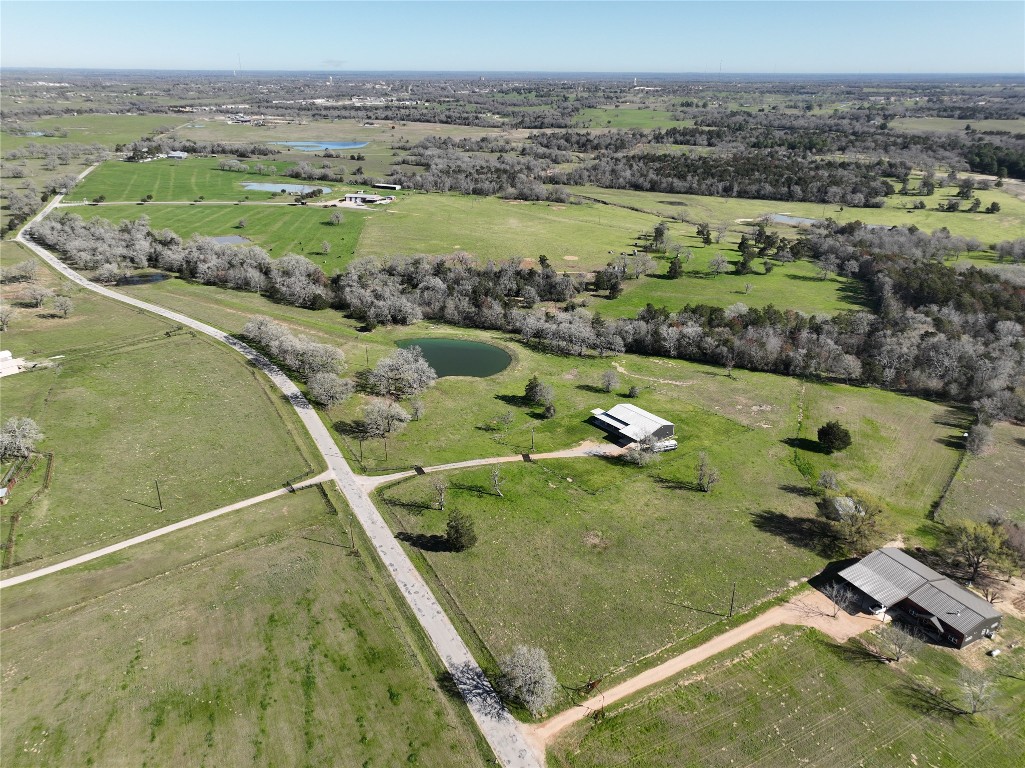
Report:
210,235,250,245
116,272,171,286
396,338,511,378
241,182,332,194
270,141,368,152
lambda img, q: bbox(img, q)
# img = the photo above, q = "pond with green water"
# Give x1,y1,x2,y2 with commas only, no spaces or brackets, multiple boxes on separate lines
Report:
396,338,511,378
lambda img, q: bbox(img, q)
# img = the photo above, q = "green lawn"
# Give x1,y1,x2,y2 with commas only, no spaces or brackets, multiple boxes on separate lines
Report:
0,247,320,569
66,203,372,269
891,117,1025,135
572,107,686,130
940,422,1025,524
573,185,1025,242
72,156,335,202
0,487,491,768
548,626,1025,768
356,193,666,270
1,113,184,151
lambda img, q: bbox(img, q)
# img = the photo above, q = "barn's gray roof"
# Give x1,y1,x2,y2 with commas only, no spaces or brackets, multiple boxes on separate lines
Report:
838,548,1000,635
591,403,673,442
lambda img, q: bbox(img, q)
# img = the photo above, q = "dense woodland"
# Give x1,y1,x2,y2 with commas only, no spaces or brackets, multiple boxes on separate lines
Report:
29,213,1025,423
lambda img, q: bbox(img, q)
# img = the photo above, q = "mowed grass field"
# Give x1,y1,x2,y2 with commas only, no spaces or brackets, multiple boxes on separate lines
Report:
0,113,184,151
548,625,1025,768
357,193,670,269
573,106,687,130
0,247,319,570
69,203,373,269
72,156,336,202
0,487,491,768
573,185,1025,242
891,117,1025,135
941,422,1025,524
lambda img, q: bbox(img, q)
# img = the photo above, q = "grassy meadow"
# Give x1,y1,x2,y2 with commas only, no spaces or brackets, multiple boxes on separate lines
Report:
940,422,1025,524
548,625,1025,768
0,246,320,571
572,106,687,130
0,486,491,768
1,114,184,151
68,203,373,269
891,117,1025,135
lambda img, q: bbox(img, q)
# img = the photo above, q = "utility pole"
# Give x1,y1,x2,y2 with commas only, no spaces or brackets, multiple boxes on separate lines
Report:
728,581,736,619
155,480,164,511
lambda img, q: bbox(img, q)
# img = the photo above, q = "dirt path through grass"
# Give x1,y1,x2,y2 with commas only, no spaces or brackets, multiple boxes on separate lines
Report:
528,589,879,754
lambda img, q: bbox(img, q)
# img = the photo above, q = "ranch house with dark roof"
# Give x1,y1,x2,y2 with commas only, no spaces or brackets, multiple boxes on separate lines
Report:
838,548,1001,649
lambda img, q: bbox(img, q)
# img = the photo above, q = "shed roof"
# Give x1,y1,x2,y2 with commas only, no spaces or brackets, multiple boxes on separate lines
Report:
838,548,1000,634
594,403,672,442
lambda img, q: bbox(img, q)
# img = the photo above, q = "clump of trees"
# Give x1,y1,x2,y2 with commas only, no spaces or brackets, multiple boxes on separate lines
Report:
0,417,43,460
306,372,354,407
367,346,437,399
496,645,558,717
241,316,344,378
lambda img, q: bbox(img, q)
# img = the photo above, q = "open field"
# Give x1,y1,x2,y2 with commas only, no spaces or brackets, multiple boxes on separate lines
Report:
0,487,491,768
940,422,1025,524
1,113,184,151
72,156,330,202
0,246,319,569
67,203,372,269
573,185,1025,242
548,625,1025,767
572,107,686,130
891,117,1025,135
357,193,666,269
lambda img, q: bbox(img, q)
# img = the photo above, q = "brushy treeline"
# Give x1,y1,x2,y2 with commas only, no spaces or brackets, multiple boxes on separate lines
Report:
29,213,1025,421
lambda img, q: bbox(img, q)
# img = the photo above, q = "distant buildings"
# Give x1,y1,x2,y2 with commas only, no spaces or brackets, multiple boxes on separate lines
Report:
343,191,395,205
167,151,188,160
839,548,1001,648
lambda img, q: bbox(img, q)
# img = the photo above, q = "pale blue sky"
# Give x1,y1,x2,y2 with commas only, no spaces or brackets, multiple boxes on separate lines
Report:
1,1,1023,74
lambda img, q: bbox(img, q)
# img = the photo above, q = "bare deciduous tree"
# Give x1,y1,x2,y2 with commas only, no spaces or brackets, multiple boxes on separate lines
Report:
877,623,924,662
0,305,14,332
0,417,43,460
430,476,448,510
53,296,73,318
958,669,994,715
25,286,53,308
697,452,720,492
368,346,438,399
600,369,619,393
822,581,857,618
306,373,354,406
491,466,505,497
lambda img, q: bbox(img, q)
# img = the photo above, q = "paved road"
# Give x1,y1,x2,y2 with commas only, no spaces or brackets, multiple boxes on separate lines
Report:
0,472,333,589
15,193,542,768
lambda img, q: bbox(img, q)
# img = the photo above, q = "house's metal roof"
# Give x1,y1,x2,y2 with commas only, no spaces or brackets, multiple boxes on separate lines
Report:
839,548,1001,635
594,404,673,442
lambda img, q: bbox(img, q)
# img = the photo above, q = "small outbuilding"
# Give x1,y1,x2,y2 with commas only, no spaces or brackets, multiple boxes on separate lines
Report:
167,151,188,160
589,403,674,444
343,191,394,205
838,547,1001,648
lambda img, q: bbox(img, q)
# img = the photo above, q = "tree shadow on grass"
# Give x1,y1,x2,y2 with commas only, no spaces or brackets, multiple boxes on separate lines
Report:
750,509,838,557
654,475,701,492
575,384,608,394
892,678,968,719
396,530,452,552
826,638,888,666
381,496,434,514
495,393,531,408
779,483,818,499
782,436,827,454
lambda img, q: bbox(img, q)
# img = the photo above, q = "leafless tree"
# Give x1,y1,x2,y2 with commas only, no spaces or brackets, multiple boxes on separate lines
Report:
958,669,994,715
368,346,438,399
410,398,426,421
877,623,924,662
306,373,354,406
697,452,720,492
430,476,448,510
714,222,729,243
329,211,344,225
24,286,53,308
822,581,857,617
966,424,994,456
0,306,13,332
818,470,840,493
0,417,43,460
709,253,730,277
321,240,331,254
53,296,73,318
491,466,505,497
600,369,619,393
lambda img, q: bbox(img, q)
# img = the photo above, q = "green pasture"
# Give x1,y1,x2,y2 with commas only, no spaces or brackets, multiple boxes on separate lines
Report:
573,185,1025,242
71,156,330,202
69,203,372,269
891,117,1025,135
941,422,1025,524
0,487,490,767
356,193,662,269
572,107,686,130
0,247,319,569
549,626,1025,768
1,113,183,151
597,238,867,316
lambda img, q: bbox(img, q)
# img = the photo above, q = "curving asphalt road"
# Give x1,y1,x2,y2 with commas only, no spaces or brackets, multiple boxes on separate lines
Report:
14,186,543,768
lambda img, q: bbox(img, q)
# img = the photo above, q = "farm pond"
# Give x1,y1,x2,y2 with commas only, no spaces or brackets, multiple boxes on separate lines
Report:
241,182,332,194
396,338,511,378
270,141,368,151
